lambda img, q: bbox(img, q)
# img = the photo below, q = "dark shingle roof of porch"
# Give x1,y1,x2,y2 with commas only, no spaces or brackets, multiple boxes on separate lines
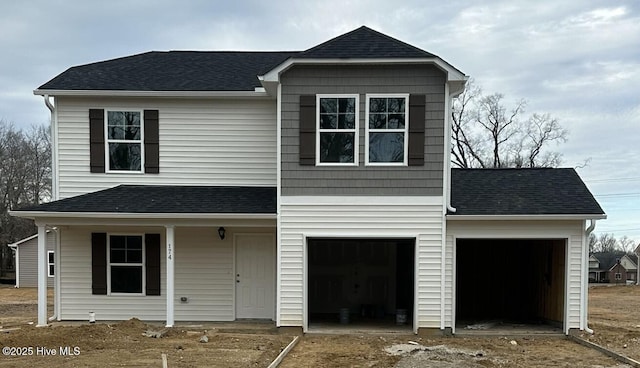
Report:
450,168,605,216
18,185,276,214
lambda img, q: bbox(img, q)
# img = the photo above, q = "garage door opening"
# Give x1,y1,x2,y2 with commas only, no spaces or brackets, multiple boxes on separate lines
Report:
308,238,414,330
456,239,565,332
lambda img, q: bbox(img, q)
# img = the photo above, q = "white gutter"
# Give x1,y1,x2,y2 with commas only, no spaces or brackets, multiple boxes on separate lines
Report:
447,214,607,221
8,244,18,288
34,89,270,98
9,211,277,221
582,219,596,334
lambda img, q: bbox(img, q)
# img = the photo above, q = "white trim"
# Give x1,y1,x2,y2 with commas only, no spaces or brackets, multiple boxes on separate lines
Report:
14,245,20,288
315,94,360,166
54,228,61,321
564,240,570,334
281,195,443,206
104,109,145,174
302,235,308,332
10,210,276,221
47,250,55,277
451,237,457,334
34,89,270,98
447,214,607,221
106,233,146,296
276,82,282,327
364,94,409,166
260,57,467,84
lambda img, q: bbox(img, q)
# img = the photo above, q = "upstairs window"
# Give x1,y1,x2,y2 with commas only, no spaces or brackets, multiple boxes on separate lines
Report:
366,95,409,165
317,95,359,165
106,110,143,172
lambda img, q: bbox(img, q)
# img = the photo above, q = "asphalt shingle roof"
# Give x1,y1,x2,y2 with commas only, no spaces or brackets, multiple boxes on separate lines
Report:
37,26,444,92
38,52,296,91
296,26,435,59
450,168,605,216
18,185,276,214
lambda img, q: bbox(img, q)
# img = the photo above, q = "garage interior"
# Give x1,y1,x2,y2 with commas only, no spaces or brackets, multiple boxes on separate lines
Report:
308,238,414,329
456,239,566,331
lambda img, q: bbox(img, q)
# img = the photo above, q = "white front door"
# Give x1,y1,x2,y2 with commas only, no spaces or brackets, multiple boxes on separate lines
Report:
235,234,275,319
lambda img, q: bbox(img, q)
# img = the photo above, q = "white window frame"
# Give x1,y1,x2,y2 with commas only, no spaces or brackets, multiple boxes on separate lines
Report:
615,272,622,280
105,109,145,174
107,233,146,296
47,250,54,278
316,94,359,166
365,94,409,166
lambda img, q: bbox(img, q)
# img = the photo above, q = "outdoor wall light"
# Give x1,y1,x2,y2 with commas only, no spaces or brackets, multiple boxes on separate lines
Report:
218,227,226,240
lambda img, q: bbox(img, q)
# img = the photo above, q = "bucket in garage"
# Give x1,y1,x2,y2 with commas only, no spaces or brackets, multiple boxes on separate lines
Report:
396,309,407,325
339,308,350,324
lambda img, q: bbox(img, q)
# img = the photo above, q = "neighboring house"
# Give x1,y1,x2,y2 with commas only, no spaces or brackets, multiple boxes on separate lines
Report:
8,231,55,288
590,252,637,284
589,254,603,282
10,26,605,335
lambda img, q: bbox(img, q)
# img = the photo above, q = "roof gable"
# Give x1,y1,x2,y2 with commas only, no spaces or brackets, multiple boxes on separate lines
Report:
296,26,435,59
450,168,605,216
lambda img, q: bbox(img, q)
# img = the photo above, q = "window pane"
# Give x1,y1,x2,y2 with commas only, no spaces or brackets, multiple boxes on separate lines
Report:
108,111,140,140
369,98,387,113
320,114,337,129
388,114,405,129
48,252,55,263
338,113,355,129
369,132,405,163
111,266,143,293
388,98,405,113
338,98,355,113
128,249,143,263
320,98,337,114
49,265,55,276
320,132,354,163
109,143,141,171
111,249,126,263
110,235,125,249
126,236,142,250
369,113,387,129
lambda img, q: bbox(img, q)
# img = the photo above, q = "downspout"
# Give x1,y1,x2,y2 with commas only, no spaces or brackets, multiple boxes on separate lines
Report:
42,95,58,201
440,82,461,331
582,219,596,334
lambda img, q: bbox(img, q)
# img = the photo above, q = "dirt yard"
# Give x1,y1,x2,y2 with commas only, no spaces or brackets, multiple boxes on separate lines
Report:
1,285,639,367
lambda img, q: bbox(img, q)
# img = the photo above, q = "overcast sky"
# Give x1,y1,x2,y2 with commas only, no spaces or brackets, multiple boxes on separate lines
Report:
1,1,638,244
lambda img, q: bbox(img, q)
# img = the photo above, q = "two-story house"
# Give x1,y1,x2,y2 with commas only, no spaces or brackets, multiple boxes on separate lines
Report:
12,26,605,335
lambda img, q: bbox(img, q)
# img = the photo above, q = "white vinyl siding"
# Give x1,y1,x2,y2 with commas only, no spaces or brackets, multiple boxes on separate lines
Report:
279,196,444,329
445,220,585,331
15,232,56,288
57,226,274,322
55,97,277,199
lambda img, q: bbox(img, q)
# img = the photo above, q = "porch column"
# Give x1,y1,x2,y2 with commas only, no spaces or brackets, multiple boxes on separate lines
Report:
36,224,47,327
165,226,175,327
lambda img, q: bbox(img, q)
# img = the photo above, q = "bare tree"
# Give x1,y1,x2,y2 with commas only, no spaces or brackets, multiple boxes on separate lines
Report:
618,236,636,254
452,79,568,168
0,121,51,278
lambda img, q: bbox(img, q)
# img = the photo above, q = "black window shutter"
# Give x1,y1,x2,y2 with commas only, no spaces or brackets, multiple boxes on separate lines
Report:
144,110,160,174
89,109,105,173
299,95,316,165
145,234,161,296
91,233,107,295
408,94,426,166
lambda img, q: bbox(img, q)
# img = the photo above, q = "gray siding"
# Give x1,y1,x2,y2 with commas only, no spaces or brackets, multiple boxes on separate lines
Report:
281,64,446,196
17,232,55,288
